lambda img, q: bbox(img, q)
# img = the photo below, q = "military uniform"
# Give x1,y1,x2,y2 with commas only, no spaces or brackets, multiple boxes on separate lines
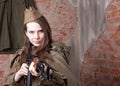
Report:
0,0,35,53
4,42,79,86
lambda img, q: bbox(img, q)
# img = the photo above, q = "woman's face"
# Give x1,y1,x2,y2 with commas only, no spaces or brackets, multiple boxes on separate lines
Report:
25,22,45,47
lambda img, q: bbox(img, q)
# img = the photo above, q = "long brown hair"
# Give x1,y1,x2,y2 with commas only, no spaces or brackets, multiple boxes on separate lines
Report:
21,16,52,64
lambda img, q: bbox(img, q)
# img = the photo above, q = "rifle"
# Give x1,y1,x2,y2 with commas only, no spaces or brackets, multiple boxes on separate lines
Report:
26,54,51,86
35,59,51,80
26,54,34,86
26,70,32,86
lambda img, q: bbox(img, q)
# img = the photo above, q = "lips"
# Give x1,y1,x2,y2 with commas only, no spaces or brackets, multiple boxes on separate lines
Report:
34,41,40,44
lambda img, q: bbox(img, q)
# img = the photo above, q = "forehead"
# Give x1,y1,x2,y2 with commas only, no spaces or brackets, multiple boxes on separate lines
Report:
26,22,42,31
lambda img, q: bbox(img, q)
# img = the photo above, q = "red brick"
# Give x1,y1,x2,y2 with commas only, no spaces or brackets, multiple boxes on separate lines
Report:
112,0,120,3
111,69,120,75
110,30,120,39
107,10,120,19
0,71,4,78
0,55,11,61
114,40,120,46
99,67,110,74
107,4,117,11
109,17,120,24
0,79,3,86
102,39,111,46
110,55,119,61
87,59,107,66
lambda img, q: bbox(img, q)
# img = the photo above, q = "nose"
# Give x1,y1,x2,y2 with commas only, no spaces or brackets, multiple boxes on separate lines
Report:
34,32,39,39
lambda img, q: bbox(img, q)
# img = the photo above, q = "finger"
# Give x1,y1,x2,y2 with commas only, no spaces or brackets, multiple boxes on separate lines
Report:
29,62,41,76
18,69,28,76
29,62,34,70
32,69,39,76
29,67,37,76
22,63,28,68
21,66,28,73
30,67,40,76
19,64,29,75
21,70,28,75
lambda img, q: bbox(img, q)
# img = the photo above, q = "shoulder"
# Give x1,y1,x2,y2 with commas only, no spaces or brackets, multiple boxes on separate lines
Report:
50,41,71,64
51,41,70,52
10,48,24,68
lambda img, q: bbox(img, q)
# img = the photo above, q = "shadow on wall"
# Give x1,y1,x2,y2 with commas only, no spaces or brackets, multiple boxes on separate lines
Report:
61,0,112,86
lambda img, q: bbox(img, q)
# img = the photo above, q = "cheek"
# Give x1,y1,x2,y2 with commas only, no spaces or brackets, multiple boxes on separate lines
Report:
40,33,45,39
26,33,33,40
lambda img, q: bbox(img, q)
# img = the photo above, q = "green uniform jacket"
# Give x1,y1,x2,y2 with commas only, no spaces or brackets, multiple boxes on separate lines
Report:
0,0,35,53
4,42,79,86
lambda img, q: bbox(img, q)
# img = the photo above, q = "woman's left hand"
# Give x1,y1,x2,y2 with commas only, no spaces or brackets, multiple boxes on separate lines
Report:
29,62,40,77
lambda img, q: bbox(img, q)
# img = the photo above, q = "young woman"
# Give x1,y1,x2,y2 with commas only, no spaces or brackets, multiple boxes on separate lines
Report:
4,7,79,86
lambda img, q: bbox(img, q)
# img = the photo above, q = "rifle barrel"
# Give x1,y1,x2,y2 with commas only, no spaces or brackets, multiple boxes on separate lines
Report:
26,70,32,86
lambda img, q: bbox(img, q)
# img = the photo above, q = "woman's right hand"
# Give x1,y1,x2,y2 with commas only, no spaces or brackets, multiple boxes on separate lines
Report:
14,63,28,81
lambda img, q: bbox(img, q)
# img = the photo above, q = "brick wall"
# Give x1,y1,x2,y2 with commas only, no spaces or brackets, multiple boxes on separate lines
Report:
0,54,13,85
0,0,120,86
0,0,77,86
81,0,120,86
35,0,77,42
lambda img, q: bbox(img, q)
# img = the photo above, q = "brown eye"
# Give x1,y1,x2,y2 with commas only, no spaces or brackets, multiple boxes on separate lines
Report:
38,30,44,33
29,31,34,34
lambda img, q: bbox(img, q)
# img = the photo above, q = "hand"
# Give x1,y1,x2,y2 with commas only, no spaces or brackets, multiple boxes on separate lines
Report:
15,63,28,81
29,62,40,77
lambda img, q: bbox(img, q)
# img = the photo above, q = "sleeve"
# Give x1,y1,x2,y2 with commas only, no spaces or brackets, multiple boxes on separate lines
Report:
40,67,67,86
4,54,21,86
46,50,79,86
51,70,67,86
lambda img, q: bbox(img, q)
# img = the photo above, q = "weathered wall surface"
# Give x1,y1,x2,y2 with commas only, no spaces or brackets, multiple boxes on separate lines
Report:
0,0,77,85
81,0,120,86
1,0,120,86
